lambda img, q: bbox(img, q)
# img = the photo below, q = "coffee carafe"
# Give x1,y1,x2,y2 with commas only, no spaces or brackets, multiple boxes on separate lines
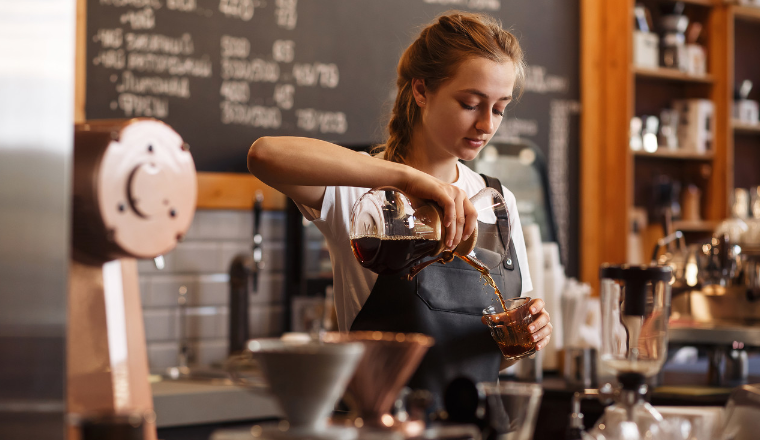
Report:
567,264,675,440
349,187,508,276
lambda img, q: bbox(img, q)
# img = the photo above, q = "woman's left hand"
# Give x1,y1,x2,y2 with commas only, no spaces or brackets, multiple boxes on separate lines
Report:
527,298,552,351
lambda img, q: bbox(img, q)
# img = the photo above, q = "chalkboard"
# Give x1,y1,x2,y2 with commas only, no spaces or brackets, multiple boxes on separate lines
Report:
86,0,580,275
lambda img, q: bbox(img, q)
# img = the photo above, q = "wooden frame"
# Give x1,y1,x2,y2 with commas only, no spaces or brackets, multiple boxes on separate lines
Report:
74,0,285,211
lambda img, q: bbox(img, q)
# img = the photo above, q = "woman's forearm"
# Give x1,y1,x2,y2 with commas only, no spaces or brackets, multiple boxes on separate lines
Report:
247,136,413,190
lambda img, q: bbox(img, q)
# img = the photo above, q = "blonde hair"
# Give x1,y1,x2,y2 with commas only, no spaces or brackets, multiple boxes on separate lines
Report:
375,11,525,164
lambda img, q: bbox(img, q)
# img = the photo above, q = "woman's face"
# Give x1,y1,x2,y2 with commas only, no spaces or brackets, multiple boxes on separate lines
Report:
417,57,516,162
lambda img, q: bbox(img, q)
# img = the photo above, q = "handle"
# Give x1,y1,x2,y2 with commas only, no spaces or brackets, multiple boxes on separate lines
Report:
651,230,684,263
224,353,268,391
251,190,264,293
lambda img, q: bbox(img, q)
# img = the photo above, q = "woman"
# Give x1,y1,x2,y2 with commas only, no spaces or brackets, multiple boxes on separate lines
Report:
248,11,552,409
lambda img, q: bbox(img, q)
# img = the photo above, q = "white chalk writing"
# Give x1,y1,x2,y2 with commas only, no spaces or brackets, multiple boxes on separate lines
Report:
128,52,212,76
94,49,127,69
524,66,569,94
219,80,250,103
100,0,162,8
118,93,169,118
167,0,196,12
220,102,282,128
116,71,190,98
296,109,347,134
219,0,255,21
93,28,123,48
222,58,279,82
274,84,295,109
120,7,156,30
125,32,194,55
272,40,295,63
292,63,339,88
275,0,298,30
422,0,500,11
221,35,250,59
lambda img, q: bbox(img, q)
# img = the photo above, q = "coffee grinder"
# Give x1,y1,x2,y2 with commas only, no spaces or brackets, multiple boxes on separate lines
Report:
67,119,196,440
568,264,673,440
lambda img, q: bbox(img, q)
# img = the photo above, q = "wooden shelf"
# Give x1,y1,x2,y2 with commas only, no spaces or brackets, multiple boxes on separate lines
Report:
673,220,719,232
634,67,714,83
733,119,760,134
633,149,715,160
734,5,760,23
675,0,716,6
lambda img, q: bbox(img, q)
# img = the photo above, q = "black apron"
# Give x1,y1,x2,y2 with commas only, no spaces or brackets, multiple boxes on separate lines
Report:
350,175,523,410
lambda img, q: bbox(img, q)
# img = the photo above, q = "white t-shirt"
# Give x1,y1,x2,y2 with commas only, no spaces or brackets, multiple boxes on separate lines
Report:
297,160,533,331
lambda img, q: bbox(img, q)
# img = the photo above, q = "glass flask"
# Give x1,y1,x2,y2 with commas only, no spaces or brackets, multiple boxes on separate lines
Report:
349,187,509,276
587,264,675,440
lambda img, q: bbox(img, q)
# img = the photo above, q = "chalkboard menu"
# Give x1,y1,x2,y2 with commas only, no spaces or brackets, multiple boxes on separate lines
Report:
86,0,580,274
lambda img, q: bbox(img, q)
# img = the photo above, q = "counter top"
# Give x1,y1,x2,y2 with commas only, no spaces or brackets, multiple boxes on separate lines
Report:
152,380,282,428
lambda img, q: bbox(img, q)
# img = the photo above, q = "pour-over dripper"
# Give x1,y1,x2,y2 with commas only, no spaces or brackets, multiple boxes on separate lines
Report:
321,331,434,429
349,187,509,275
227,338,365,436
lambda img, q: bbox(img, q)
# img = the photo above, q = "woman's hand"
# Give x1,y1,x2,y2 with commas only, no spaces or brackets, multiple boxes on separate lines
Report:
402,170,478,251
527,298,552,351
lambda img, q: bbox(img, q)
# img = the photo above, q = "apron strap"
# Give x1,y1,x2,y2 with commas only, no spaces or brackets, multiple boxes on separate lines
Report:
479,174,515,271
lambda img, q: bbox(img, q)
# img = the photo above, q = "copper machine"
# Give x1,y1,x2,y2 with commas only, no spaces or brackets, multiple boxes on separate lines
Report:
67,119,196,439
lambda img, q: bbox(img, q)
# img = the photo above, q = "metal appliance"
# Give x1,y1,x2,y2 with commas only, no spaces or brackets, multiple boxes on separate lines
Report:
67,119,196,440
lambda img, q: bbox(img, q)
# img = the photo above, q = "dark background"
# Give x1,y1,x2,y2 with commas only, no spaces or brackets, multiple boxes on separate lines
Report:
86,0,580,275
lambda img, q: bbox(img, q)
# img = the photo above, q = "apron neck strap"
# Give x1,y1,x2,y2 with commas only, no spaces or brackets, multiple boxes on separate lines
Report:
479,174,514,270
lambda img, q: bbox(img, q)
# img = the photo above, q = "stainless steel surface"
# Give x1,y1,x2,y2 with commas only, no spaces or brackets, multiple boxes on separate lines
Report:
671,284,760,324
669,322,760,346
0,1,75,438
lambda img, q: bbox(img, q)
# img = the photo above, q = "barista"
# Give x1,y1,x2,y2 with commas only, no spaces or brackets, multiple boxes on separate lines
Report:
247,11,552,408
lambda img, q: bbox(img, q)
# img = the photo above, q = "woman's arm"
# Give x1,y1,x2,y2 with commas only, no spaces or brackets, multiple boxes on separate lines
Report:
247,136,477,248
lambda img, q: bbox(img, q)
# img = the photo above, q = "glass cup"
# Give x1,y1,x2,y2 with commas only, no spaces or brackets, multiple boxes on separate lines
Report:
477,381,543,440
482,297,536,361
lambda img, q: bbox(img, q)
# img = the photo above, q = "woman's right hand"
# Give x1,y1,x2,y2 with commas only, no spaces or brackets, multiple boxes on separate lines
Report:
402,171,478,251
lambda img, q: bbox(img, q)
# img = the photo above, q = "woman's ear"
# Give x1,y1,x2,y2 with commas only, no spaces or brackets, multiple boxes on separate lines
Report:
411,78,426,107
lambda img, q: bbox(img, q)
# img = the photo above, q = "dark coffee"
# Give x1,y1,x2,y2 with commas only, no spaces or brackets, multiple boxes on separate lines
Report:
350,235,439,275
483,307,536,360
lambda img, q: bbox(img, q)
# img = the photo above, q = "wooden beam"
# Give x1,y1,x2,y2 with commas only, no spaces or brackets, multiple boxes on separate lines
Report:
196,172,287,210
75,0,86,123
580,0,604,289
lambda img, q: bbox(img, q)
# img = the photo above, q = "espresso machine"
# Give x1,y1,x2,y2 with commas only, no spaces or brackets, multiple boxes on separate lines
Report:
568,264,674,440
67,119,196,439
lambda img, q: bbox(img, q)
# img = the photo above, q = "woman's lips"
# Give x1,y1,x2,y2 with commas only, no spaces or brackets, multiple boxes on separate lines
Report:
465,138,485,148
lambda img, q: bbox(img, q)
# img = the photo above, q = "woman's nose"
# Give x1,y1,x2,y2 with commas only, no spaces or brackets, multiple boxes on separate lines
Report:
476,111,495,134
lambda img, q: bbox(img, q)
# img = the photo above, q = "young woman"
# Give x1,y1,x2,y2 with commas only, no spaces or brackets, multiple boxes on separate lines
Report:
248,11,552,409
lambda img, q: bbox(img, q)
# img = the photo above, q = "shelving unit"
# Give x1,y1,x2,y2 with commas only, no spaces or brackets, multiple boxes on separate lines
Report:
633,149,715,160
581,0,737,288
733,119,760,134
634,67,714,83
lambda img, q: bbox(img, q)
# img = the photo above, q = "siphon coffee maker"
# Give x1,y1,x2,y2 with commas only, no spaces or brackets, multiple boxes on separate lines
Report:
349,187,509,279
568,264,674,440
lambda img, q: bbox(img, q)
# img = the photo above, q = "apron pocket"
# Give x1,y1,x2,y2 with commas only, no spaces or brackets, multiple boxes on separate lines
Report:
415,257,505,316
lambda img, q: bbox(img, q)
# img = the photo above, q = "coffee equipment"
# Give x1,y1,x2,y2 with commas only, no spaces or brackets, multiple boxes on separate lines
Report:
68,119,197,440
349,187,509,278
226,336,365,439
320,331,433,432
568,264,674,440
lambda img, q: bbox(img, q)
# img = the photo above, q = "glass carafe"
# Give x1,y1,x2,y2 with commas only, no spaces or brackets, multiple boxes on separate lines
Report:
599,265,673,378
349,187,508,275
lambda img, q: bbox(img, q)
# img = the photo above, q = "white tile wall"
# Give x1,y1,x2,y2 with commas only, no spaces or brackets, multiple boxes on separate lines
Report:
139,209,287,370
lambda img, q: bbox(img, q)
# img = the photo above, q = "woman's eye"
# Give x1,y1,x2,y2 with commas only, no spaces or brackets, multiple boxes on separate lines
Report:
493,109,505,117
460,102,477,111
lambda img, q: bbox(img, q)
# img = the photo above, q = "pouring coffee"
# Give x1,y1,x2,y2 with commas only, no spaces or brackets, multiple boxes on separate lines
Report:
350,187,511,308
